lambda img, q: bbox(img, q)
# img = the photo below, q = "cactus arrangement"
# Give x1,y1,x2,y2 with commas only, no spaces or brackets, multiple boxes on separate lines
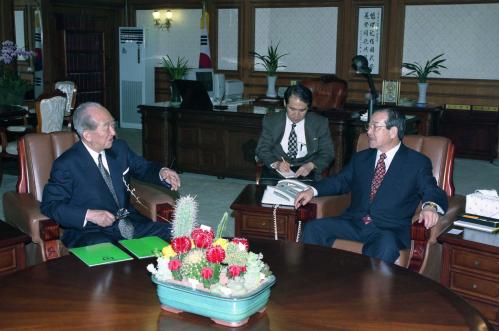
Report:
147,196,272,296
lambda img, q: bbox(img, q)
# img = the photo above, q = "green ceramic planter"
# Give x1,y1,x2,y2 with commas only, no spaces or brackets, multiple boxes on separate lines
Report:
152,275,276,327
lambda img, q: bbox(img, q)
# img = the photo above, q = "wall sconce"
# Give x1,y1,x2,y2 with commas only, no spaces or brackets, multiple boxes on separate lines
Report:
152,10,173,31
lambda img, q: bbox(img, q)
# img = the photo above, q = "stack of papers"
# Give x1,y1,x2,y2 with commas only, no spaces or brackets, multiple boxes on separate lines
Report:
454,214,499,233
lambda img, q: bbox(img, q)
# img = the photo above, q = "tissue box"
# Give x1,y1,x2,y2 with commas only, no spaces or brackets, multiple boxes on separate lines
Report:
466,192,499,219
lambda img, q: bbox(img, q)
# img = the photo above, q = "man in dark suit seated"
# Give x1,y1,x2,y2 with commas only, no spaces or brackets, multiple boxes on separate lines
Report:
255,83,333,183
41,102,181,248
294,108,448,263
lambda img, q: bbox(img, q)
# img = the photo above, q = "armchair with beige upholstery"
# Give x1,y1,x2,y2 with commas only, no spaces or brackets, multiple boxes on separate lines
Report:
307,134,465,281
3,132,175,265
300,75,348,110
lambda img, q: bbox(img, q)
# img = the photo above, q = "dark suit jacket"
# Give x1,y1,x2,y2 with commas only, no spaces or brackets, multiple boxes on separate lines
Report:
40,139,169,243
313,143,448,248
256,111,333,180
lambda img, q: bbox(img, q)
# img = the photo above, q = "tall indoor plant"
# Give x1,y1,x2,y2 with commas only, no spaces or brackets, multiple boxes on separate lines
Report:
402,53,447,105
0,40,33,105
162,55,190,105
250,42,288,98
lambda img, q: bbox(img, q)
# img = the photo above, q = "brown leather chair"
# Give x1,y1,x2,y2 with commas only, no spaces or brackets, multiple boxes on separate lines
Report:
307,134,465,281
2,132,175,265
300,75,348,110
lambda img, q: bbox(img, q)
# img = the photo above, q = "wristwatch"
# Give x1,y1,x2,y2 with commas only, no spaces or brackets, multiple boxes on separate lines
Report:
422,201,442,214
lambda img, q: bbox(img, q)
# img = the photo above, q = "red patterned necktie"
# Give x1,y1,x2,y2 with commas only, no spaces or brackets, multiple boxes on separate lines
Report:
370,153,387,201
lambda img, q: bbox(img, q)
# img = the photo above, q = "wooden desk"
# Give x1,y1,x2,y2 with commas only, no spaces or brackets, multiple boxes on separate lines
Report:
440,230,499,329
0,221,30,276
139,103,418,179
0,239,491,330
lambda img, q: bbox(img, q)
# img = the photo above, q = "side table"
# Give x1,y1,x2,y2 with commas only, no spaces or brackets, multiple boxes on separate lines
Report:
0,221,30,276
439,229,499,329
230,184,316,241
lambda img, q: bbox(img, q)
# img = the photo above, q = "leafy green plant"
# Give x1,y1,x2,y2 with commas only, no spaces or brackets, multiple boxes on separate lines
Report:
162,55,190,80
402,53,447,83
250,42,288,76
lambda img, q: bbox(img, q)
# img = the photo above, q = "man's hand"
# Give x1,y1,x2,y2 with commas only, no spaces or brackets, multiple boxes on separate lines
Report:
160,168,181,191
86,209,116,227
418,206,439,229
277,160,291,172
294,188,314,209
295,162,315,178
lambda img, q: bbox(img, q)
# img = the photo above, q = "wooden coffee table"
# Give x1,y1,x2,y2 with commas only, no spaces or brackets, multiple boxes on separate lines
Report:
0,238,491,330
231,184,316,241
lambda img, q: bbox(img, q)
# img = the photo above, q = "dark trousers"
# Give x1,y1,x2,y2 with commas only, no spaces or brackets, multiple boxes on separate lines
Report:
62,216,172,248
301,217,403,263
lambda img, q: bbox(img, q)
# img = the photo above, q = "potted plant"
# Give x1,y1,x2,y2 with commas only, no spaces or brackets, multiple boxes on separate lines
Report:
250,42,288,98
0,40,33,105
162,55,190,105
402,53,447,105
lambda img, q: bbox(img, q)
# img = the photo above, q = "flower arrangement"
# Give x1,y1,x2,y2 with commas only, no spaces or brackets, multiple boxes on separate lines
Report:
402,53,447,83
0,40,33,105
147,195,272,297
250,42,288,76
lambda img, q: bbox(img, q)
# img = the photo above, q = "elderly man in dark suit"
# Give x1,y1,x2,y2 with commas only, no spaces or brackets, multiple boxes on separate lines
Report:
256,83,333,182
41,102,181,248
295,108,448,263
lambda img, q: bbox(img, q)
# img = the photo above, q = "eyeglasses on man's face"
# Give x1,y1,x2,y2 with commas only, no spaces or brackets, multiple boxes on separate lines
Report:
365,123,387,132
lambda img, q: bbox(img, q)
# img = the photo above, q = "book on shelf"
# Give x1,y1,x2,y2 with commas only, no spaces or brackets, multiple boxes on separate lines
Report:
454,213,499,233
119,236,168,259
69,242,133,267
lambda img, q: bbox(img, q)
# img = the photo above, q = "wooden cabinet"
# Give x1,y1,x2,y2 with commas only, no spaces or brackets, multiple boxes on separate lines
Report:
63,30,105,105
230,184,315,241
440,232,499,329
0,221,30,276
439,110,498,160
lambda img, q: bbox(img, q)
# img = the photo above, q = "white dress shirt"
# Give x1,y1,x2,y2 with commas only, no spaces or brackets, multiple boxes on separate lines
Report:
280,116,308,158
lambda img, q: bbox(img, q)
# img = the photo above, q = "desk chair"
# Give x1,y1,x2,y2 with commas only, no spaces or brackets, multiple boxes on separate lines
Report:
306,134,465,281
3,132,175,265
55,81,77,127
300,75,348,110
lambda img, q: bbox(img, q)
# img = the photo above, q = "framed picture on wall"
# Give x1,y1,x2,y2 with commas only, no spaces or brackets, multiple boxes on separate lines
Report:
381,80,400,105
356,7,383,75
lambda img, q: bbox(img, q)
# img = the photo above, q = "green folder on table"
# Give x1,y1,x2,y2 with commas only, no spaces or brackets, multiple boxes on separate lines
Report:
69,242,133,267
119,236,168,259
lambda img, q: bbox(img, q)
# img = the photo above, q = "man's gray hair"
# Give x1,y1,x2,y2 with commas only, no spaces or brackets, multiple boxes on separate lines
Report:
72,102,105,136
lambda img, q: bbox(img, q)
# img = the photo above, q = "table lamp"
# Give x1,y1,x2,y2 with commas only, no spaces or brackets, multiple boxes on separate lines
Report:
352,55,378,121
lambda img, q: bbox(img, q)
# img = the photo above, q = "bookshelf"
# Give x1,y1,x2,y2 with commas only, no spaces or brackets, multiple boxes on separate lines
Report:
62,30,105,105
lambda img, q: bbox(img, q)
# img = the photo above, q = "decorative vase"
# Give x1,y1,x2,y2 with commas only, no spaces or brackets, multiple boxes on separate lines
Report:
266,75,277,98
170,81,181,107
152,275,276,327
417,82,428,106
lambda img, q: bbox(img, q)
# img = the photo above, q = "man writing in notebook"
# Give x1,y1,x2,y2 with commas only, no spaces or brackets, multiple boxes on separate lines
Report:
41,102,181,248
294,108,447,263
256,83,334,183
